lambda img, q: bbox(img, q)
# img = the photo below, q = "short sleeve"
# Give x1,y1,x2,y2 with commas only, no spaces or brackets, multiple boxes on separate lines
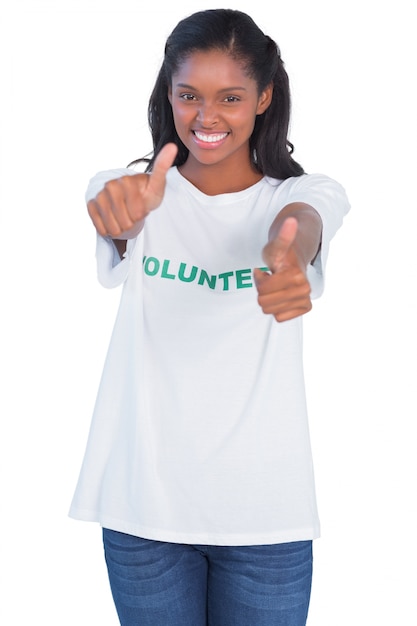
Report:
275,173,350,298
85,168,141,288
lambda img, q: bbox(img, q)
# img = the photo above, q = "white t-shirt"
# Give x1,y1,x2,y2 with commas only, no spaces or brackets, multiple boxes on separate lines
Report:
69,167,349,546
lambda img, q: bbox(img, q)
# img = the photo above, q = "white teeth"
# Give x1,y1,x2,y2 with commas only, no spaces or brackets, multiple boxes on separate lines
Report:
194,131,228,143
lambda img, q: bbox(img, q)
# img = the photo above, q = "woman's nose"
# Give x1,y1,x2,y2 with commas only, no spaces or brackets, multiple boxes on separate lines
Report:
196,102,218,126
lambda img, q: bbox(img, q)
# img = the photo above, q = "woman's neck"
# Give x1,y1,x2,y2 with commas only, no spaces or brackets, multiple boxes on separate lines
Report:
178,158,263,196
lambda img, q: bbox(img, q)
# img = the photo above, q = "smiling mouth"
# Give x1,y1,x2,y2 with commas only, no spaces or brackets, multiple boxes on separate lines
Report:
193,131,229,143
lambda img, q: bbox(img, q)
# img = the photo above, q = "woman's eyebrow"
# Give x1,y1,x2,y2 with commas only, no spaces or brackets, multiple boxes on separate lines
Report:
174,82,247,92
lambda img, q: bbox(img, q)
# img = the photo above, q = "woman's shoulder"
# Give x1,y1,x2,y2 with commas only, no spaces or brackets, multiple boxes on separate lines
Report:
266,172,349,201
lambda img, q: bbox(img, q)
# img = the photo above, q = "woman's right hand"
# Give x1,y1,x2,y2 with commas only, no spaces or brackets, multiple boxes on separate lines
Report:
87,143,178,240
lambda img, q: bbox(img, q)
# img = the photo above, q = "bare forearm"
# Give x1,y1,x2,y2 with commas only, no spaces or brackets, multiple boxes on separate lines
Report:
111,220,145,259
268,202,322,269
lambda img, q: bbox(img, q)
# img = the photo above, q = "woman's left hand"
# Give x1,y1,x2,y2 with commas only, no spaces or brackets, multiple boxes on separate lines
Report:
253,217,313,322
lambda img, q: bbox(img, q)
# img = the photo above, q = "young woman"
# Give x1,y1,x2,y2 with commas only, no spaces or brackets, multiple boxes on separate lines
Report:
70,9,350,625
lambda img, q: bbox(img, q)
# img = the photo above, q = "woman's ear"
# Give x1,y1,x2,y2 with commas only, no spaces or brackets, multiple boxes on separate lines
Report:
167,87,172,105
256,84,273,115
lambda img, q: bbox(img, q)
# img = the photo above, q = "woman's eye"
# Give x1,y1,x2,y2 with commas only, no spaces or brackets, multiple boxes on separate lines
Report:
180,93,196,101
224,96,240,103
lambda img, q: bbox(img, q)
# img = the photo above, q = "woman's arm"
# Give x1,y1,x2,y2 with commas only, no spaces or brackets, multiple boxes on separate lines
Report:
87,144,178,259
254,202,323,323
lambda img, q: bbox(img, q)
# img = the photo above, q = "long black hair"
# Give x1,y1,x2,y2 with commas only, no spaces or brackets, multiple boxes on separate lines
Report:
131,9,304,178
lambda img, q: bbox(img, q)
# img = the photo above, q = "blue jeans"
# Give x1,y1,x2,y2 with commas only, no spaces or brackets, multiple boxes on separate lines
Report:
103,529,313,625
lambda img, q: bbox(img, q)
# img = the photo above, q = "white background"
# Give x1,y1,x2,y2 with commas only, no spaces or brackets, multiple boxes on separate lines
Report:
1,0,416,624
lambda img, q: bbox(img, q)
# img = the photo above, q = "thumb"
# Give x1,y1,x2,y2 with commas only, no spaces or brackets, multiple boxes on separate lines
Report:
148,143,178,194
265,216,298,272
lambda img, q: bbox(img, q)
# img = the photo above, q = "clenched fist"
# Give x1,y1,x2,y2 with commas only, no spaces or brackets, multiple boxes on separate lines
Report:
254,212,321,323
87,143,178,240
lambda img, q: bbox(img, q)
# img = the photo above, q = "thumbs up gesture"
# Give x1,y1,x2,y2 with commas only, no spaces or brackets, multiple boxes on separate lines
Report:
87,143,178,240
254,210,321,323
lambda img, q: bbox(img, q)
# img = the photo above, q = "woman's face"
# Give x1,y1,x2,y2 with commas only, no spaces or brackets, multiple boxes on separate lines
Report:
168,49,272,172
